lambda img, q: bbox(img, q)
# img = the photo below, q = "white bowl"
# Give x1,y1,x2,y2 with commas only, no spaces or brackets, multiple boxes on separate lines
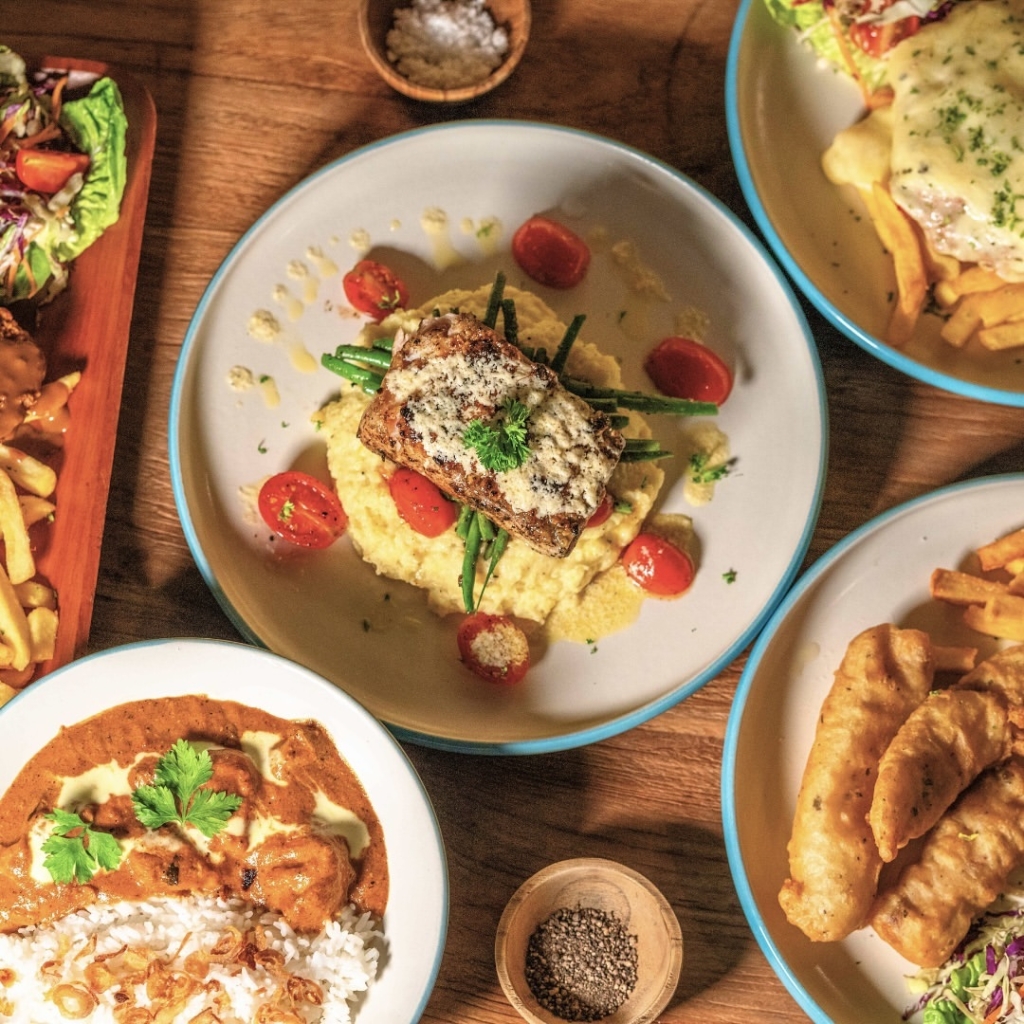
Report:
726,0,1024,407
723,473,1024,1022
0,638,448,1024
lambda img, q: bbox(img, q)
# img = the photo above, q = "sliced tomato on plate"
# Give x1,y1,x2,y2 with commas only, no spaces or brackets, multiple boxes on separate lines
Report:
388,467,458,537
257,471,347,549
511,215,591,289
644,336,733,405
342,259,409,321
621,532,695,597
586,491,614,530
15,148,90,194
457,612,531,685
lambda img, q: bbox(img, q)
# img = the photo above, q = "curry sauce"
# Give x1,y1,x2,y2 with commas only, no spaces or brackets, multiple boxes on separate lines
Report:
0,696,388,934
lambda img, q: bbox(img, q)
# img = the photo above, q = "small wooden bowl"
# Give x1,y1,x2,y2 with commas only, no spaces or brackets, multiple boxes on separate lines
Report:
495,858,683,1024
358,0,531,103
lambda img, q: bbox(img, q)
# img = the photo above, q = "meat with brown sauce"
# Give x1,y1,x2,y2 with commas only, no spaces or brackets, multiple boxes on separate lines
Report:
0,307,45,440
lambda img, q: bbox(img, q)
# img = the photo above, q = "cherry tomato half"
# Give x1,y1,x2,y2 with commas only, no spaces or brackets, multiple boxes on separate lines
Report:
849,14,920,59
586,491,614,530
388,467,458,537
257,471,347,549
621,533,695,598
457,612,531,685
342,259,410,322
511,215,591,289
15,148,91,194
644,336,733,405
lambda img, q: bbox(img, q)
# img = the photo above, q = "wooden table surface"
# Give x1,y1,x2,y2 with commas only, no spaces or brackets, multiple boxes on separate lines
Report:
8,1,1024,1021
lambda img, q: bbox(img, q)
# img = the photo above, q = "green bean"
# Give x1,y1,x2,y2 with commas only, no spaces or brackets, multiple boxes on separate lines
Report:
461,513,482,613
483,271,506,329
320,353,383,394
550,314,586,374
331,344,392,368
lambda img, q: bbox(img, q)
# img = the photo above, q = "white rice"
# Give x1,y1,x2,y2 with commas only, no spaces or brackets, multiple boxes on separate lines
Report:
0,895,382,1023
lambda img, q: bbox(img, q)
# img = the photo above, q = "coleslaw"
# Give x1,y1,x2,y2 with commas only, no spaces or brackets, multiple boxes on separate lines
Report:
0,45,127,304
909,888,1024,1023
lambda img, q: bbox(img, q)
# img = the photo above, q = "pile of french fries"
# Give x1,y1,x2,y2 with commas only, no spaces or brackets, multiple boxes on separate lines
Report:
0,371,81,707
932,525,1024,645
863,181,1024,351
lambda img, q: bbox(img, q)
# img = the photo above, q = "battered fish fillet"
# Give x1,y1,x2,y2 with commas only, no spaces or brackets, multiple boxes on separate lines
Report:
868,688,1013,863
870,758,1024,968
778,624,935,942
868,645,1024,863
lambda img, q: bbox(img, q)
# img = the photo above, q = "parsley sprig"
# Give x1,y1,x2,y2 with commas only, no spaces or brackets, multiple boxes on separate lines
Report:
131,739,243,839
463,398,532,473
41,809,122,884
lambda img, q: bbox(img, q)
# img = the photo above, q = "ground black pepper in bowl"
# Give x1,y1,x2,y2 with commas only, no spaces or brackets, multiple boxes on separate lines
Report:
525,905,639,1022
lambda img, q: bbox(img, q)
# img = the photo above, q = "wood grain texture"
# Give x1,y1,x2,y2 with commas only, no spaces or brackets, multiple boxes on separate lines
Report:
6,0,1024,1020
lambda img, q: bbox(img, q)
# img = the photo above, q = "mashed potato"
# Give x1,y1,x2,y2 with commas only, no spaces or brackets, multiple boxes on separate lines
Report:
318,285,666,632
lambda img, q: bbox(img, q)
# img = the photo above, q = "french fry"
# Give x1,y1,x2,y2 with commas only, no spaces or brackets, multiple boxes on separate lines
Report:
0,562,32,671
17,495,54,529
940,292,986,348
962,594,1024,642
934,265,1006,308
930,567,1008,606
13,580,55,610
977,528,1024,572
0,444,55,498
27,606,57,663
977,320,1024,351
867,183,928,347
0,467,33,585
0,682,16,708
933,644,978,673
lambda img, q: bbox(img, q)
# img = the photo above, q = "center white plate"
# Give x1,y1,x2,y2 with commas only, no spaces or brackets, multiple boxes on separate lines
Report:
0,638,448,1024
170,121,826,753
724,473,1024,1022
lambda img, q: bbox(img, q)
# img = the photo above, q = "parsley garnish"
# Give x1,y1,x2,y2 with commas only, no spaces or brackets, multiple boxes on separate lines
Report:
463,398,532,473
689,451,732,485
41,809,122,884
131,739,243,839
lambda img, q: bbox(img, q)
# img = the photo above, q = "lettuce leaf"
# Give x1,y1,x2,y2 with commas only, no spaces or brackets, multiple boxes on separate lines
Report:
56,77,128,262
762,0,889,95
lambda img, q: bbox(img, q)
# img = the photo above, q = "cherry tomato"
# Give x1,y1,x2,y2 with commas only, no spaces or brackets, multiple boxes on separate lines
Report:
457,612,531,685
586,491,614,529
849,14,920,58
644,336,733,405
621,533,695,597
15,148,90,194
511,215,591,289
388,467,458,537
342,259,409,322
257,471,347,549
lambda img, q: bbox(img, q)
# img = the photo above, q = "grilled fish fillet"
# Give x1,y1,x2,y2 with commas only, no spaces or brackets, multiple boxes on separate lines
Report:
778,624,935,942
357,311,625,558
0,307,44,441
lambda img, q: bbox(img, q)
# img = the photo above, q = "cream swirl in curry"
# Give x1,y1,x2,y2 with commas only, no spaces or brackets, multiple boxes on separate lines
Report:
0,696,388,934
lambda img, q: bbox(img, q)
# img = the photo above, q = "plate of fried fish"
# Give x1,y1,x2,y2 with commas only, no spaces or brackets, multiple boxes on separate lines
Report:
727,0,1024,406
170,121,825,753
724,473,1024,1022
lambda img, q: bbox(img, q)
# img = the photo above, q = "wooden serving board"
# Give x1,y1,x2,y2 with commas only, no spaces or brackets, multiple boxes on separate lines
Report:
16,58,157,680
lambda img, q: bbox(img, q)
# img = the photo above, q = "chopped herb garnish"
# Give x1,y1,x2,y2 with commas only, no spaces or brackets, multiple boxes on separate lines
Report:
463,398,532,473
42,809,122,884
723,568,738,584
689,451,732,485
132,739,243,839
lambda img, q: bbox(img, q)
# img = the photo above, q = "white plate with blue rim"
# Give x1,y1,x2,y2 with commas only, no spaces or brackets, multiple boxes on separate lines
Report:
723,473,1024,1022
0,638,448,1024
170,120,826,753
726,0,1024,407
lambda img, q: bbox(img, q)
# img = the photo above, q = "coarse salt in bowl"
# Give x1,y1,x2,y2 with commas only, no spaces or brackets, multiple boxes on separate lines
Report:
358,0,531,102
